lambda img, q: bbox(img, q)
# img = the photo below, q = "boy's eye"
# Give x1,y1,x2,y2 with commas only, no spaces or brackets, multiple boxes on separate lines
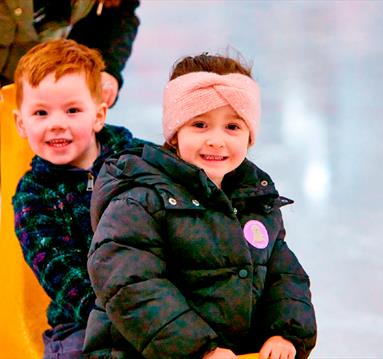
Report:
67,107,80,114
34,110,47,116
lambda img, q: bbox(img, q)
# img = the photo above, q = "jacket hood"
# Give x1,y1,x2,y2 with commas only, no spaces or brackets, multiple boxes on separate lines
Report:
90,144,284,230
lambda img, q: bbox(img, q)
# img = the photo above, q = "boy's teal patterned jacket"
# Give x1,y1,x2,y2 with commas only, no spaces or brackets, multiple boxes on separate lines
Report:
12,124,140,335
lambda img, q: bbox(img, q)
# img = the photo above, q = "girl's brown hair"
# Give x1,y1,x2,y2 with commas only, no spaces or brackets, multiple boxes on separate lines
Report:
169,52,252,80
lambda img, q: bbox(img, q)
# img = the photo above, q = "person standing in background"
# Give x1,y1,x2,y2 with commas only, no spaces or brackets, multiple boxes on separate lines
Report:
0,0,140,107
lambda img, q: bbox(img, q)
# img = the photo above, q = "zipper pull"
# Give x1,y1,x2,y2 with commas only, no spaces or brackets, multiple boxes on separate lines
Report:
96,0,104,15
87,173,94,191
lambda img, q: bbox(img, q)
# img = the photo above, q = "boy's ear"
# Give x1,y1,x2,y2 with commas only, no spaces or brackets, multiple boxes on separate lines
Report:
94,102,107,133
13,110,27,138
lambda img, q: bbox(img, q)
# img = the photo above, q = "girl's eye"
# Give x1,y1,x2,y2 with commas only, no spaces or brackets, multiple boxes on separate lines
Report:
67,107,80,114
227,123,241,130
34,110,47,116
192,121,206,128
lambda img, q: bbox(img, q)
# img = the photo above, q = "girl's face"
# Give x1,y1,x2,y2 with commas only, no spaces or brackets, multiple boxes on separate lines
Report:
14,72,107,169
174,105,250,188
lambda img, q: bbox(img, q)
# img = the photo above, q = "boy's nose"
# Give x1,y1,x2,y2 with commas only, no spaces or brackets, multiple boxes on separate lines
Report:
47,115,67,130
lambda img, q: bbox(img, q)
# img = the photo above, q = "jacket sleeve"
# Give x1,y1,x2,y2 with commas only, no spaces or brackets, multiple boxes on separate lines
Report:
12,179,95,325
256,224,317,359
68,0,140,88
88,192,218,358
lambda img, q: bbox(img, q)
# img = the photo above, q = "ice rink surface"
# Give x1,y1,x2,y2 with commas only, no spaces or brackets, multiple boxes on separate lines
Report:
108,1,383,357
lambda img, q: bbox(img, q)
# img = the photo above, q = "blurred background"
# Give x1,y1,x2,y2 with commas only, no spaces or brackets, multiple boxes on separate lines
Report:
107,1,383,357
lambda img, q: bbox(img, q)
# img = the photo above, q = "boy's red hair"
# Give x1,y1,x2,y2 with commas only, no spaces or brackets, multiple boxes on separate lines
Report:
14,39,105,108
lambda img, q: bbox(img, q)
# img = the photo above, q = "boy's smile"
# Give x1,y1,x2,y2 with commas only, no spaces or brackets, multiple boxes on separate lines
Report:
46,138,73,148
15,72,106,169
175,105,250,188
200,154,228,161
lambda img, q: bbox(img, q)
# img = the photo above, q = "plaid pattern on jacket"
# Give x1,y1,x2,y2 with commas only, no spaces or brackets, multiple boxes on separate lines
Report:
84,144,317,358
12,124,141,330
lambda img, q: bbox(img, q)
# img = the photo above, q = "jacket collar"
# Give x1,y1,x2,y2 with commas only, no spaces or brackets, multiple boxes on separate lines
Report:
142,144,219,197
141,144,279,201
92,144,290,227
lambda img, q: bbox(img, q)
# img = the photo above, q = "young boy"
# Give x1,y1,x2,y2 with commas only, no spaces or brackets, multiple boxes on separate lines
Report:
12,39,144,358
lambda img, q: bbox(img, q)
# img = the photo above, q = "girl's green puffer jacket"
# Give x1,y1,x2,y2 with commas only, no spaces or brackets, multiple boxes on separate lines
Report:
84,144,317,358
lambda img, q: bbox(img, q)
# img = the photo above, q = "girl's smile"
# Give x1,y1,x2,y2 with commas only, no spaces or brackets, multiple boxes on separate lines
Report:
175,105,250,188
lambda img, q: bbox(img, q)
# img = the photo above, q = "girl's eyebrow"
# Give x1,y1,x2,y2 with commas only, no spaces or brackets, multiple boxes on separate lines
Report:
227,116,245,122
190,114,206,119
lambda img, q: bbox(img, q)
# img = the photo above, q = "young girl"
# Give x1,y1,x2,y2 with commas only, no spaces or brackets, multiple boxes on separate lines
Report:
84,53,317,358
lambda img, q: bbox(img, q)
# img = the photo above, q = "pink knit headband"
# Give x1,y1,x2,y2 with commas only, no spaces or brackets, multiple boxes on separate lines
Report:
162,72,261,145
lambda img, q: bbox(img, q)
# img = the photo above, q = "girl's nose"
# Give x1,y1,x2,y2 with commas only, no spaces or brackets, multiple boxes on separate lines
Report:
205,132,225,148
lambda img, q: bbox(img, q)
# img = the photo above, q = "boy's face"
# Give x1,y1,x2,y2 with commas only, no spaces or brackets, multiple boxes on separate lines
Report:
175,105,250,188
15,72,107,169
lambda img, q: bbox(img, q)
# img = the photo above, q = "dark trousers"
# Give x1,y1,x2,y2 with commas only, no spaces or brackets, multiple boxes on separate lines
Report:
43,324,85,359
